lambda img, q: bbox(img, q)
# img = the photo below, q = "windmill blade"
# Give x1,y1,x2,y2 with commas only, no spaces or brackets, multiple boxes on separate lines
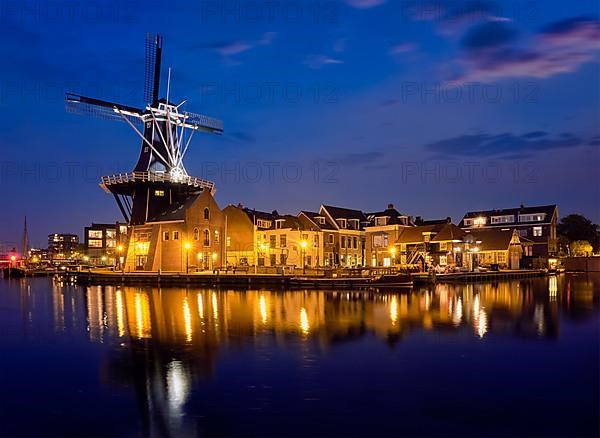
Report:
144,33,163,105
182,110,224,134
65,93,144,125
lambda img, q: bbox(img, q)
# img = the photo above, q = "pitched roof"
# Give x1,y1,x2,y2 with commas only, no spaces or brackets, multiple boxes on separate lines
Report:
460,204,557,226
299,211,337,230
431,223,467,242
147,193,201,223
463,229,518,251
395,223,466,244
321,205,367,221
396,224,443,243
366,208,408,225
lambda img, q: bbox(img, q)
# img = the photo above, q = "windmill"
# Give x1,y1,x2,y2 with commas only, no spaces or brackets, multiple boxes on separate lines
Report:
66,34,223,225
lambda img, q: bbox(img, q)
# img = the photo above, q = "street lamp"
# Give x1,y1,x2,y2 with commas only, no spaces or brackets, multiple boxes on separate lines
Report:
184,242,191,274
389,246,396,268
300,240,308,274
117,244,124,271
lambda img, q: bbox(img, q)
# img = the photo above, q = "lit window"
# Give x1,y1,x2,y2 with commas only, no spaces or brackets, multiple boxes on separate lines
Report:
214,230,220,243
226,236,231,247
155,190,165,197
88,230,102,239
88,239,103,248
533,226,542,237
280,234,286,247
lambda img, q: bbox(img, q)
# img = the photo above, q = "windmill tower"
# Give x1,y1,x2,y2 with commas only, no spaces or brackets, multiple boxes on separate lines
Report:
66,34,223,225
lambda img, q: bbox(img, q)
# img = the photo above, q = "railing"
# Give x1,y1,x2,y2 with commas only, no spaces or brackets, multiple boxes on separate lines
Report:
100,171,215,191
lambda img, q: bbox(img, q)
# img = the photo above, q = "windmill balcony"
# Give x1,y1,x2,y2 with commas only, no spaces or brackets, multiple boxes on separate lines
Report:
100,171,215,193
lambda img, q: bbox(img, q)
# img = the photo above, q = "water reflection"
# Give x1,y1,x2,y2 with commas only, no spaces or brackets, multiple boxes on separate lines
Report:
4,275,598,436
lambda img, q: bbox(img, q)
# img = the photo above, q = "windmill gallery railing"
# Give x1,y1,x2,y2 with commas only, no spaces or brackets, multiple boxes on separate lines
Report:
101,172,215,192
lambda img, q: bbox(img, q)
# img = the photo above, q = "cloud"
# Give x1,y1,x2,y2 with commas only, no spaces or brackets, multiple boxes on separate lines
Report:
305,55,344,69
344,0,385,9
389,42,418,55
457,17,600,81
414,1,512,35
426,131,583,157
203,32,277,61
229,131,255,143
337,151,384,165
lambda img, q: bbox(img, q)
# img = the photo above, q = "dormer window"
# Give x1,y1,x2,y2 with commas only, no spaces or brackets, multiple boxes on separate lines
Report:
317,217,326,225
336,219,347,229
349,219,360,229
275,219,285,229
375,217,387,226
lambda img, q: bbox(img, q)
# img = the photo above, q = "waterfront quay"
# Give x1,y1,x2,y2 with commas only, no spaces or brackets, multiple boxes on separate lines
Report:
56,267,550,289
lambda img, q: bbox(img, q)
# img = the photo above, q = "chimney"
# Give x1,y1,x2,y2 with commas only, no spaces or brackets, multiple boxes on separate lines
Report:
446,216,452,223
387,203,394,210
415,216,423,225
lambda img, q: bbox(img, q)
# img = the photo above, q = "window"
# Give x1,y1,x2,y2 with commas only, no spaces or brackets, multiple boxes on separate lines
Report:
336,219,347,229
306,255,312,266
154,189,165,197
88,239,103,248
373,234,388,248
119,225,127,235
464,219,472,226
172,231,179,240
349,219,359,229
473,217,487,226
257,219,271,228
106,239,116,248
498,253,506,263
439,255,447,266
313,235,319,247
519,214,546,222
375,217,387,226
491,215,514,224
270,254,276,266
533,226,542,237
439,242,447,251
214,230,220,243
318,217,325,224
269,235,276,248
193,228,199,240
226,236,231,247
353,237,358,249
328,234,334,244
280,234,287,247
280,253,287,265
163,231,169,241
204,208,210,220
275,220,285,229
88,230,102,239
204,229,210,246
341,237,346,249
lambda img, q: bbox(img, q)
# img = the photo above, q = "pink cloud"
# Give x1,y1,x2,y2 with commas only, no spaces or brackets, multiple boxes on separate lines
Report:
344,0,385,9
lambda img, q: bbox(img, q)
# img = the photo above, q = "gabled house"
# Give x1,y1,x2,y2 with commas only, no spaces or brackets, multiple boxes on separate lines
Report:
459,204,558,258
364,204,414,267
222,204,277,267
463,228,523,269
125,189,226,271
394,222,466,268
319,205,368,267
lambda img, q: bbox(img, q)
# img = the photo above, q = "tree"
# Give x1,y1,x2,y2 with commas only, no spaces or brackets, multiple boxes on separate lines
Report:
570,240,593,257
558,214,600,252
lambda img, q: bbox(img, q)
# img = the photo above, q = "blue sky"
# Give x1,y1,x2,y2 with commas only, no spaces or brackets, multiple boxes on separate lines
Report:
0,0,599,247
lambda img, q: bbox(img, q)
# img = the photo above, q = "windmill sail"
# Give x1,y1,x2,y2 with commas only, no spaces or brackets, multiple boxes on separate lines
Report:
144,33,163,106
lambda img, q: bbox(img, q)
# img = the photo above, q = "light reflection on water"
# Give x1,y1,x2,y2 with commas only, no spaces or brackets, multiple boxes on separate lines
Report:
0,274,598,437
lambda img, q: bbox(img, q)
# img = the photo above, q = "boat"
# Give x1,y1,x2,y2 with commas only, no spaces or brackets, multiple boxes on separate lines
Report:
2,267,26,278
372,273,413,288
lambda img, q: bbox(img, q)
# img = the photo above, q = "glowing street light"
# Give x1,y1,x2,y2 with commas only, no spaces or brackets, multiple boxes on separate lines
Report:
300,240,308,274
389,246,397,267
184,242,191,274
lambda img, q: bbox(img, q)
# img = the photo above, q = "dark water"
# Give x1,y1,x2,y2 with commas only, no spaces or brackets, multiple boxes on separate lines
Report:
0,275,598,437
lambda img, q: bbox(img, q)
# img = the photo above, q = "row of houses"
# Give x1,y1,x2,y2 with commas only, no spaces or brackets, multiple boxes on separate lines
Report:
83,188,557,272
